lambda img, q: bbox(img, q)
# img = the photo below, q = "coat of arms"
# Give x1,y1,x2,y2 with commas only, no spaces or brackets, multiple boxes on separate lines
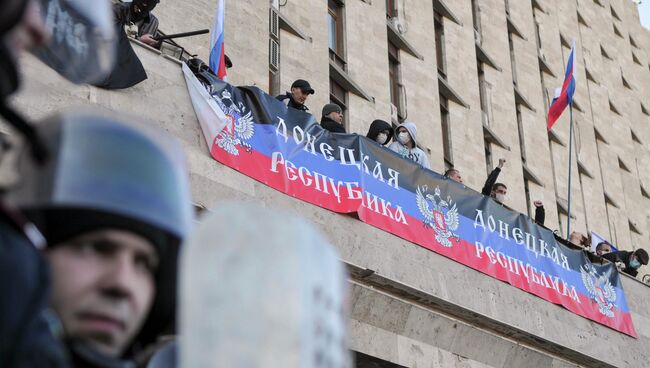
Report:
213,90,255,156
581,264,616,317
416,185,460,247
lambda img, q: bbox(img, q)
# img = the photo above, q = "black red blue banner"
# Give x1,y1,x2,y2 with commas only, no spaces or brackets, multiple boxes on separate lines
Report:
183,64,637,337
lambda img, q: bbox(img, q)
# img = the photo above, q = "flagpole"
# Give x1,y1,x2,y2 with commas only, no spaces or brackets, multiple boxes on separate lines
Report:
566,103,574,239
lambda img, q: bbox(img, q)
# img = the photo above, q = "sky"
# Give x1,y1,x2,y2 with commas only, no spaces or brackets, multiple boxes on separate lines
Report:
640,2,650,29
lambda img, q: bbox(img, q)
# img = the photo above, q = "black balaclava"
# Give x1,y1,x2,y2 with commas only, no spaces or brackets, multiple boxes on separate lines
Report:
130,0,160,21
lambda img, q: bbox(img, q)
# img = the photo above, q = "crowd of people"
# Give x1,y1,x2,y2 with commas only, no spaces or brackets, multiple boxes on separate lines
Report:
276,79,649,277
0,1,648,367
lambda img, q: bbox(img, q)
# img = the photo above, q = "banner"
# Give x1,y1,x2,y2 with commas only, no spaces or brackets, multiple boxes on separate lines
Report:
183,64,637,337
35,0,116,84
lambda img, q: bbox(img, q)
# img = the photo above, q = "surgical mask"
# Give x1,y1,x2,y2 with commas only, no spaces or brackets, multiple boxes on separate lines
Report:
495,193,506,203
630,259,641,269
398,132,410,145
376,133,388,144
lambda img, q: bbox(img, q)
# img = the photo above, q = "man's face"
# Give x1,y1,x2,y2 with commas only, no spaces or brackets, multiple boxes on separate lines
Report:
491,185,507,199
290,87,308,105
449,170,463,184
47,229,158,357
327,111,343,124
596,244,612,256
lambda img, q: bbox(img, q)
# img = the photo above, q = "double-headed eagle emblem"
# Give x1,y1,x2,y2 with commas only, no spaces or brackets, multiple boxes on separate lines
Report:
580,264,616,317
214,90,255,156
416,185,460,248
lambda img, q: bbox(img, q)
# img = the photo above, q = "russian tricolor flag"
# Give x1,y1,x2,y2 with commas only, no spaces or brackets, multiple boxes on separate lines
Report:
547,41,576,131
209,0,227,80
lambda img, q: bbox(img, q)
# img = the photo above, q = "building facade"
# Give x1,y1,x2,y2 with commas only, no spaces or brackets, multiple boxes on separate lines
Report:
6,0,650,367
155,0,650,255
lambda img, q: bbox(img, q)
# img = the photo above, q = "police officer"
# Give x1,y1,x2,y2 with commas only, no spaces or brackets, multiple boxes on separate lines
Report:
5,111,193,367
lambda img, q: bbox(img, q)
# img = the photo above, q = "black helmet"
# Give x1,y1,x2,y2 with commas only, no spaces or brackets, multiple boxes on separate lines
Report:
6,109,193,353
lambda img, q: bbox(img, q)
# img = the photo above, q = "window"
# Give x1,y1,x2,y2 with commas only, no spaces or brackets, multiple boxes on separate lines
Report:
269,8,280,96
508,31,517,85
534,22,542,50
388,41,404,119
440,97,453,167
386,0,397,18
471,0,481,33
516,104,526,163
329,78,347,128
478,63,495,127
328,0,345,68
484,138,493,176
524,179,532,218
605,197,618,244
434,12,446,78
613,23,623,38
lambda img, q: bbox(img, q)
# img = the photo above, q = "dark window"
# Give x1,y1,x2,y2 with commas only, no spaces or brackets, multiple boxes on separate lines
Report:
328,0,346,68
508,31,517,85
484,138,493,176
388,41,403,119
516,104,526,163
440,97,453,167
434,12,446,78
524,179,532,217
386,0,397,18
330,78,348,128
471,0,481,33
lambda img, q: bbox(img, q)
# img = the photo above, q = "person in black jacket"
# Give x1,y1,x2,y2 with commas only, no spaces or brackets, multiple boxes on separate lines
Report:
444,169,463,184
276,79,314,112
320,103,346,133
113,0,161,47
0,1,69,366
481,158,506,197
366,119,393,145
476,159,546,225
603,249,649,277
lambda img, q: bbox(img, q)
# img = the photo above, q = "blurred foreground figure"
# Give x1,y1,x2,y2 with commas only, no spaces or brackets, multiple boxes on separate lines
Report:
0,1,62,366
5,111,193,367
180,203,351,368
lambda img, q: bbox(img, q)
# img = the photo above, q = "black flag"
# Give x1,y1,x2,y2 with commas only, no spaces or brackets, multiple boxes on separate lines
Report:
33,0,116,84
93,26,147,89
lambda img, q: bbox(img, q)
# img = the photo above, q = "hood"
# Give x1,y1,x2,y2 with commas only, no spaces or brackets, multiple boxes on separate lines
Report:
395,121,419,148
366,119,393,145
